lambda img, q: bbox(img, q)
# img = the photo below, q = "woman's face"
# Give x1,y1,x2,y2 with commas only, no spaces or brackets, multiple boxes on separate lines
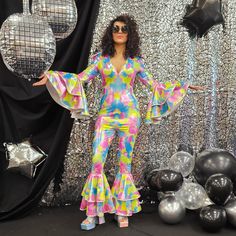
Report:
112,21,128,45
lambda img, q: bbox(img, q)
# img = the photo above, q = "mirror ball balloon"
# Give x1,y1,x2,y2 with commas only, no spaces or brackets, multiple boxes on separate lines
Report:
32,0,78,40
0,0,56,79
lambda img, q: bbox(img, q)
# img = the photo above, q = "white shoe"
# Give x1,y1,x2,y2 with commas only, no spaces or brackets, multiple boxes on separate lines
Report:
81,216,105,230
114,215,129,228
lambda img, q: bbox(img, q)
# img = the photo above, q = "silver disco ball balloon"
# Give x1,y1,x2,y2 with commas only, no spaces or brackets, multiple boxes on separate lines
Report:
32,0,78,40
0,0,56,79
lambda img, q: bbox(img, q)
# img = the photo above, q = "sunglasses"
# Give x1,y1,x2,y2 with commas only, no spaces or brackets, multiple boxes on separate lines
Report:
112,25,128,34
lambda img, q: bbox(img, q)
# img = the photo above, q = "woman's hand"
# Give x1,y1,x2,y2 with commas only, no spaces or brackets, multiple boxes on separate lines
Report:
189,85,205,91
32,75,48,86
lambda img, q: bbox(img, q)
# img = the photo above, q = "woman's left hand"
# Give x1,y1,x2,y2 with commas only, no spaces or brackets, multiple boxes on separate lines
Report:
189,85,205,91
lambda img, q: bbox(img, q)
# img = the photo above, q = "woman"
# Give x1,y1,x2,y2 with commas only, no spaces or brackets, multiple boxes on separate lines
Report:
33,14,203,230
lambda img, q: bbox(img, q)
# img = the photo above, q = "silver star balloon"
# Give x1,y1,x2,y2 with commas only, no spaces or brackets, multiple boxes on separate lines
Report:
4,140,47,179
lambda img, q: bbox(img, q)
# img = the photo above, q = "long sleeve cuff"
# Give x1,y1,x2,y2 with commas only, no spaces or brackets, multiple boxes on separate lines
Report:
145,80,189,124
45,71,90,119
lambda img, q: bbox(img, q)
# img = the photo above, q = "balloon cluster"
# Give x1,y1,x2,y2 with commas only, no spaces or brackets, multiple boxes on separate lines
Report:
194,149,236,232
181,0,224,38
146,148,236,232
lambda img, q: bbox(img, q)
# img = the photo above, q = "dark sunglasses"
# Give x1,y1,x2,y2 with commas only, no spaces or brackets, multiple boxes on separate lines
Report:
112,25,128,34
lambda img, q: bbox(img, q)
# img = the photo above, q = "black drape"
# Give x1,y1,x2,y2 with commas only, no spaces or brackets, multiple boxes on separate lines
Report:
0,0,100,220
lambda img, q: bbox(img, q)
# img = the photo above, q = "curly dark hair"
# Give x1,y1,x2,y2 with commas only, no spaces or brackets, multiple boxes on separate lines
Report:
100,14,141,58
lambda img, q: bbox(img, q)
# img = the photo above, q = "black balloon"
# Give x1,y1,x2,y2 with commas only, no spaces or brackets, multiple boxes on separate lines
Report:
233,177,236,196
193,149,236,185
145,169,161,191
205,174,233,205
199,205,227,232
181,0,224,38
153,169,183,192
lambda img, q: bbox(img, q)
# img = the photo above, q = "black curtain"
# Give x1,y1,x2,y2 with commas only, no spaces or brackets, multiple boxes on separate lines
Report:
0,0,100,220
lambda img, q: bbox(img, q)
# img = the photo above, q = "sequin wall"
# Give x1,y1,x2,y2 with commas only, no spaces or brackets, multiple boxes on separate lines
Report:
41,0,236,206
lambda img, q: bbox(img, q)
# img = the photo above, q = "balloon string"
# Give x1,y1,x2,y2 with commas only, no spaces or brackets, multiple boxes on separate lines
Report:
178,38,196,151
205,31,219,149
187,38,196,84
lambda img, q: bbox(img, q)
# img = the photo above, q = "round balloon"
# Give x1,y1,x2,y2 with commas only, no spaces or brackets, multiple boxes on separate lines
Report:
175,182,207,210
145,168,161,191
32,0,78,40
232,176,236,196
0,1,56,79
199,205,227,232
225,199,236,227
205,173,233,205
193,149,236,185
158,196,185,224
169,151,195,177
153,169,183,192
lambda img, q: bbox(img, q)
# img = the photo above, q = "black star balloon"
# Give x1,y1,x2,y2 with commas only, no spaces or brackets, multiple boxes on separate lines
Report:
181,0,224,38
4,140,47,179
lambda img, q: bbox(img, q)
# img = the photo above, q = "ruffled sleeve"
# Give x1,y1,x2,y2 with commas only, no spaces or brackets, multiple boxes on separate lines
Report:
135,57,189,124
145,81,189,124
45,52,101,119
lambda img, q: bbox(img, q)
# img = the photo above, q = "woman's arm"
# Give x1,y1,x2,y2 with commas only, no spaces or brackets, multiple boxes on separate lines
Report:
188,85,205,91
135,57,204,124
136,58,204,91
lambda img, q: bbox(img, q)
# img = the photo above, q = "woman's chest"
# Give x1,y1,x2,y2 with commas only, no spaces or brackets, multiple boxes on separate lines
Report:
98,59,137,82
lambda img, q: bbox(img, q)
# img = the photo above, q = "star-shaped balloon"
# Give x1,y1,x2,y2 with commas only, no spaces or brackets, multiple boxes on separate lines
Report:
181,0,224,38
4,140,47,179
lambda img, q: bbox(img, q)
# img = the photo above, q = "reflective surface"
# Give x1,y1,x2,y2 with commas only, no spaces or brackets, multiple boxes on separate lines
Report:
0,13,56,79
32,0,78,40
158,196,186,224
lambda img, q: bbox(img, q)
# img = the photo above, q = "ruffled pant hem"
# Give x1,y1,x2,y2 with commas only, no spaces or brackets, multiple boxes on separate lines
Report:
80,172,141,217
80,197,142,217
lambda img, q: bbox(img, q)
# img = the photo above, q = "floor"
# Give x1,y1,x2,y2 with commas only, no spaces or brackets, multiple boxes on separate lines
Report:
0,204,235,236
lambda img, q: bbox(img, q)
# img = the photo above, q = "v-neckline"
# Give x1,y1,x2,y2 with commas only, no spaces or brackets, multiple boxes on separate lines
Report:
108,56,129,75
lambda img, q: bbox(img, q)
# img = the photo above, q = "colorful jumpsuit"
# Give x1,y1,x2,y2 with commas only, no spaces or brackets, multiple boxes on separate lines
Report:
45,52,188,217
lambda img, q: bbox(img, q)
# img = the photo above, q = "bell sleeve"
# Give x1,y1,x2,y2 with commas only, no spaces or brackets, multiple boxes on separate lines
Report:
136,58,189,124
45,53,101,119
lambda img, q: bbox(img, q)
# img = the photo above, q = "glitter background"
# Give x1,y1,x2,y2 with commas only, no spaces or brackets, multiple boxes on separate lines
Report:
41,0,236,206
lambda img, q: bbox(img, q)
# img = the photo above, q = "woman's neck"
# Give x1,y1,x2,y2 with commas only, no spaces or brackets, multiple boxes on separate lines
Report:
114,44,126,57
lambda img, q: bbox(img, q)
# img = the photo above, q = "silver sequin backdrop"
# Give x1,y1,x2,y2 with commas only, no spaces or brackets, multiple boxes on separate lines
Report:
42,0,236,206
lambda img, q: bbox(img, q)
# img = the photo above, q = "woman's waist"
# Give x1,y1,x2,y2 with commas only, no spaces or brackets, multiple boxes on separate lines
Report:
98,106,140,119
101,89,137,102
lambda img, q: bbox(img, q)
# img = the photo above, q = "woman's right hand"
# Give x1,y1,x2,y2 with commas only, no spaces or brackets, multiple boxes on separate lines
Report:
33,75,48,86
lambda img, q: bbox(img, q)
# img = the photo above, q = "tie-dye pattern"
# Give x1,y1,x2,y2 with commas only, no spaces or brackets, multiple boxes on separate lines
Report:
45,52,188,216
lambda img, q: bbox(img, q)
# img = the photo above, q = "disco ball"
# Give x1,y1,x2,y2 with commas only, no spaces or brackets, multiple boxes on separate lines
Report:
0,0,56,79
32,0,78,40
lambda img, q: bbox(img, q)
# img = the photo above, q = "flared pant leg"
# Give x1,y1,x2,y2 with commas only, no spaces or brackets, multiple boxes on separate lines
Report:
80,116,141,217
80,116,116,217
111,116,141,216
